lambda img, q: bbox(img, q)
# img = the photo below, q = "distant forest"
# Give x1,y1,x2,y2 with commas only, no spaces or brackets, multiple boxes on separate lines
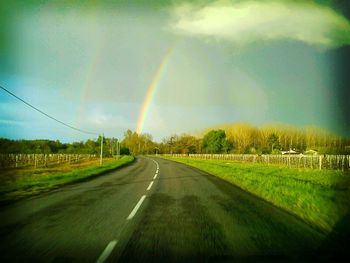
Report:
0,136,128,157
1,123,349,155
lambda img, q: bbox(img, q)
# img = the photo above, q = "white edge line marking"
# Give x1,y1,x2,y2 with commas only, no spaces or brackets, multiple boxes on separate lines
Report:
127,195,146,220
153,173,157,180
96,240,118,263
147,181,154,191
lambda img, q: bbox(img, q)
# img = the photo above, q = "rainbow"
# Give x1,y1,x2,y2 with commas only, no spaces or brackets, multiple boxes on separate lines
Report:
76,40,105,128
136,47,174,134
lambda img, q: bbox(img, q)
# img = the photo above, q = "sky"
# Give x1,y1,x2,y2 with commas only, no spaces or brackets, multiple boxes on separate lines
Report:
0,0,349,142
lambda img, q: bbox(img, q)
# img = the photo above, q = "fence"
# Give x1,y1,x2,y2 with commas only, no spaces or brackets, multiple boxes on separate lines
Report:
0,154,97,169
164,154,350,171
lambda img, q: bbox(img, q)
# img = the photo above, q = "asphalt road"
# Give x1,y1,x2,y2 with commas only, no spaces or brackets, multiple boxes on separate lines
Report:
0,156,339,262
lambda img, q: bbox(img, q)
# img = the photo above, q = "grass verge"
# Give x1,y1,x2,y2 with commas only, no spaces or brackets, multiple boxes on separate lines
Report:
163,157,350,233
0,155,134,204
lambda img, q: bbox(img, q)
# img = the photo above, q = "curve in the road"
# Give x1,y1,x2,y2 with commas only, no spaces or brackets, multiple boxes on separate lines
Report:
1,156,344,262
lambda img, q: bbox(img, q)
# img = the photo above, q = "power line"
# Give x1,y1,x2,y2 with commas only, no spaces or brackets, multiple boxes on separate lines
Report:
0,85,99,136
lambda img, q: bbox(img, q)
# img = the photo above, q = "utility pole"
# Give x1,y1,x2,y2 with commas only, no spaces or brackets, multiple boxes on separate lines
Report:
115,139,120,158
111,138,114,156
100,133,104,165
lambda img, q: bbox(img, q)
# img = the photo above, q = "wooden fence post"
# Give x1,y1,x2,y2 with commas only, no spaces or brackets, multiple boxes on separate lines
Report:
288,155,290,168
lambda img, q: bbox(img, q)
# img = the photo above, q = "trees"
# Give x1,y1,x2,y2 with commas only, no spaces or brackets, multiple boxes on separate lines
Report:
200,122,348,154
160,134,201,154
121,130,155,155
202,130,231,153
162,135,180,154
84,139,98,154
177,134,201,154
267,133,280,153
0,124,348,155
225,123,257,153
0,137,98,155
121,130,140,155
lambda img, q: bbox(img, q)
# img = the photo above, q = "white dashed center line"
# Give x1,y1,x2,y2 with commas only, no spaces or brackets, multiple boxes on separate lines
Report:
97,159,160,262
127,195,146,220
96,240,118,263
147,181,154,191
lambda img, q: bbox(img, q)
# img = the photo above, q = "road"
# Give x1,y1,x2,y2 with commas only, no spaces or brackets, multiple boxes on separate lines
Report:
0,156,341,262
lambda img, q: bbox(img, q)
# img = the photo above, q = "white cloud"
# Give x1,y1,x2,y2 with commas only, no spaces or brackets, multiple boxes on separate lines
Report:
171,0,350,48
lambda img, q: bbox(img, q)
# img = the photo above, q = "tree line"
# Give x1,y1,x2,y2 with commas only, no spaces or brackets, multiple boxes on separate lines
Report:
121,123,350,155
0,136,129,157
1,123,349,156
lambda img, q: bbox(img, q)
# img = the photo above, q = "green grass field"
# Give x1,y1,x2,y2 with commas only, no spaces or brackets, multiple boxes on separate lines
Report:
0,155,134,204
164,157,350,233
